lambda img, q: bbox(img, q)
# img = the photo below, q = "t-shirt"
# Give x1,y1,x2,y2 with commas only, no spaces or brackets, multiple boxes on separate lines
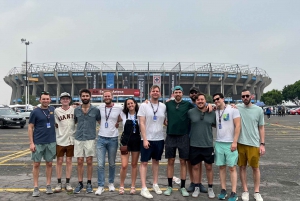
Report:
120,112,139,129
237,104,264,147
54,106,76,146
137,102,166,141
188,108,216,147
74,105,101,141
166,100,194,135
98,104,122,138
215,106,240,142
29,106,56,145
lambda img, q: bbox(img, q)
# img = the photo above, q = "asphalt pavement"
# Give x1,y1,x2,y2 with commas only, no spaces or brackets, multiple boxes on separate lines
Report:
0,115,299,200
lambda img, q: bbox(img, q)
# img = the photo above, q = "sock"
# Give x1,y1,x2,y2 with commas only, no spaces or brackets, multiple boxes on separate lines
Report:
255,192,259,193
180,179,186,188
87,180,91,184
195,183,200,187
168,178,173,187
66,178,70,183
57,178,61,183
79,181,83,187
142,187,148,191
208,184,213,188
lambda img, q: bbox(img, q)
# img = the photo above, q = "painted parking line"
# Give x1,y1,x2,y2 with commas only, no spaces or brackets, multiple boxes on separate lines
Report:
0,149,30,161
0,150,31,164
0,162,169,166
0,142,29,145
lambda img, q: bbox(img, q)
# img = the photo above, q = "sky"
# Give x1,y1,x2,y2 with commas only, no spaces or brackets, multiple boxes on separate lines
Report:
1,0,299,104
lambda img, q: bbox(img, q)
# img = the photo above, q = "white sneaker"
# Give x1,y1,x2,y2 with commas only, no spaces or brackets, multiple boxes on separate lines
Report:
208,187,215,198
172,176,181,185
95,187,104,195
254,193,264,201
242,191,249,201
108,183,115,192
192,187,200,198
141,188,153,199
152,184,162,194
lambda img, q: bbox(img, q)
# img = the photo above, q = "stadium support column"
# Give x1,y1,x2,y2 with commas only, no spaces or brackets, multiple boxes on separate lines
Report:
69,70,74,98
8,76,18,104
32,81,37,97
54,70,60,104
39,72,48,92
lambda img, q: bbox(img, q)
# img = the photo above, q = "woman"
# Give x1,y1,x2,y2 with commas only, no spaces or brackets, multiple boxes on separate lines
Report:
118,98,141,195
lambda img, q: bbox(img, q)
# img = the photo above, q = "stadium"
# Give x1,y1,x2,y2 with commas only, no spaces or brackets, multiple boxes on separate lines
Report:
3,61,272,104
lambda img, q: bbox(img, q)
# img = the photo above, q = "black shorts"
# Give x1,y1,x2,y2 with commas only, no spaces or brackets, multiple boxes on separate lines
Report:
120,134,141,152
189,146,214,165
140,140,164,162
165,134,189,159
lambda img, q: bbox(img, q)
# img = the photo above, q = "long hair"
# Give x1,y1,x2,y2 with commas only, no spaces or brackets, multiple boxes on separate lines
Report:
122,98,139,118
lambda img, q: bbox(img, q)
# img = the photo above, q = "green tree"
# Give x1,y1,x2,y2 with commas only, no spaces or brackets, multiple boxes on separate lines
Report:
261,89,283,105
206,94,213,103
21,95,40,106
282,80,300,100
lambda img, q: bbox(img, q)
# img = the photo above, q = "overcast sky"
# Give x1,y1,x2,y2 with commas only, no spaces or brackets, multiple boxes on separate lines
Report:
1,0,299,104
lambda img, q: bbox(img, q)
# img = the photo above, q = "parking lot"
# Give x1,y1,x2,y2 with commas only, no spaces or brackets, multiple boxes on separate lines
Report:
0,115,299,200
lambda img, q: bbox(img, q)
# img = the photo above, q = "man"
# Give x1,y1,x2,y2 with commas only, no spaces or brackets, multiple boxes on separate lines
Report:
95,90,122,195
138,85,166,199
213,92,240,201
188,93,216,199
186,87,207,194
28,91,56,197
73,89,101,194
54,92,76,193
163,86,193,197
237,89,265,201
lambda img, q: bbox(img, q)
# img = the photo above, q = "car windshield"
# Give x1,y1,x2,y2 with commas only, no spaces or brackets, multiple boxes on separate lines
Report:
0,109,18,115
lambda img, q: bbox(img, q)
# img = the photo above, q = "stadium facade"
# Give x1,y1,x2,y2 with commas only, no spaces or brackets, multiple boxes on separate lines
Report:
3,61,272,104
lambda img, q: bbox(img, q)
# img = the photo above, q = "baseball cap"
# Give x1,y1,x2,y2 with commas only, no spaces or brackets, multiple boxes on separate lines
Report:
189,86,200,93
173,86,183,92
60,92,71,99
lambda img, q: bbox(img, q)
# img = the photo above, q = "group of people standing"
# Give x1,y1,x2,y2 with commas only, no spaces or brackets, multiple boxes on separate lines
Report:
28,85,265,201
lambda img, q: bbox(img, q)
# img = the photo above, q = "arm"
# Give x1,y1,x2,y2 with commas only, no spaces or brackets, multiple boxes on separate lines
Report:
231,117,241,152
115,114,122,128
28,123,36,152
259,125,265,155
139,116,150,149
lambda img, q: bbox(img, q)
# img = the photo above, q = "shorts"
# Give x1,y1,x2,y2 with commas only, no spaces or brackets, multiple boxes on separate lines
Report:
74,139,96,157
214,142,238,167
165,134,189,159
237,143,260,168
189,146,214,166
56,145,74,157
140,140,164,162
120,134,141,152
31,142,56,162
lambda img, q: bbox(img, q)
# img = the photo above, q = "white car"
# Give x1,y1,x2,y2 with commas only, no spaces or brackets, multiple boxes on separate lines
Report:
17,110,32,119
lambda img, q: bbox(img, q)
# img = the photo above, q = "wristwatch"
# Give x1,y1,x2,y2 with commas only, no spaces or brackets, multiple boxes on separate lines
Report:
260,143,265,146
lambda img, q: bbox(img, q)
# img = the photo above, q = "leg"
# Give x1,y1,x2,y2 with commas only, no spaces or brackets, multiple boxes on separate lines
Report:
187,160,193,182
252,167,261,192
86,156,93,180
167,158,175,179
33,162,41,187
239,166,248,192
77,157,84,182
120,153,129,187
65,157,72,179
96,137,107,187
152,159,159,184
130,152,140,188
198,162,203,183
229,166,237,193
56,157,63,181
140,162,148,188
205,163,213,185
219,165,226,190
107,137,118,184
45,161,53,185
192,163,200,184
179,159,187,180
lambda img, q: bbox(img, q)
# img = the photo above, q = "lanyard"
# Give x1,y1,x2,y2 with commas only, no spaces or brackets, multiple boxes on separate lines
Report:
217,106,226,124
130,114,137,133
150,102,159,116
105,106,113,122
40,108,51,122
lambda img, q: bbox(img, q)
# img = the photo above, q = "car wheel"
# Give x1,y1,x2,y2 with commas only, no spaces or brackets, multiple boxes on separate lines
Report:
20,125,24,128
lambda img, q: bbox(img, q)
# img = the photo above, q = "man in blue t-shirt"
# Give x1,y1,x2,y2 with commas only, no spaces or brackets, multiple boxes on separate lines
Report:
28,91,56,197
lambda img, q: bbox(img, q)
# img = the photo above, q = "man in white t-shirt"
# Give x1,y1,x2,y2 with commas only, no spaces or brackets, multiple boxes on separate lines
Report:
95,90,122,195
213,93,240,201
138,85,166,199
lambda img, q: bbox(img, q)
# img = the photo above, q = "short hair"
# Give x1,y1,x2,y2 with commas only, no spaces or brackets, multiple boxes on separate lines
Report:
212,92,224,99
39,91,50,99
195,92,206,100
103,90,113,96
241,89,252,94
150,85,160,92
79,88,91,97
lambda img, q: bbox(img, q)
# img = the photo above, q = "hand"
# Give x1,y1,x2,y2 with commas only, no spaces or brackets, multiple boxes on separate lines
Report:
143,140,150,149
143,99,149,104
55,123,58,128
115,122,119,128
164,119,168,126
206,104,213,113
260,145,266,156
230,104,237,109
30,143,36,152
230,142,237,152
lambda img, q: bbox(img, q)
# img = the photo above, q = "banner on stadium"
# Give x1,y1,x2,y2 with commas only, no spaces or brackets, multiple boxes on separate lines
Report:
122,72,130,89
169,73,177,96
90,88,140,97
90,72,99,89
138,74,145,98
106,73,114,89
153,74,161,88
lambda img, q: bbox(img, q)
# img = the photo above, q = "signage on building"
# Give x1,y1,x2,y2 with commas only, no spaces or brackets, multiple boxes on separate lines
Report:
90,88,140,97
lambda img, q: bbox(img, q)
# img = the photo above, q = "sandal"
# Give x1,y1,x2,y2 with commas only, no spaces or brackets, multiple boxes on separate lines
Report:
130,186,136,195
119,186,125,195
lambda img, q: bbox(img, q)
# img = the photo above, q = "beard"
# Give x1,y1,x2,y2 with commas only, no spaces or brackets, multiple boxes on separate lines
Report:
175,95,182,102
190,96,196,102
243,99,251,105
104,99,112,105
81,99,90,104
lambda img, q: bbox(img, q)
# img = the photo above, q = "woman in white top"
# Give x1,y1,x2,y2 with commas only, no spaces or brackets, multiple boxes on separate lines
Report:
118,98,141,195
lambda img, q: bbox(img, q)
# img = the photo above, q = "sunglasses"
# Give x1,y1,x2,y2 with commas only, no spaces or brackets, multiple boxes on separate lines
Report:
213,97,220,102
241,94,250,98
190,91,198,94
41,91,50,95
200,112,205,120
176,104,179,110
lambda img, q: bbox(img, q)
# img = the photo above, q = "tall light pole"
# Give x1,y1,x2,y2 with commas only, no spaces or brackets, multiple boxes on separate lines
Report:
21,38,31,109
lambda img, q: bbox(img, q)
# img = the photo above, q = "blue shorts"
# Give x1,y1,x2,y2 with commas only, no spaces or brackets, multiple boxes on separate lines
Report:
215,141,238,167
140,140,164,162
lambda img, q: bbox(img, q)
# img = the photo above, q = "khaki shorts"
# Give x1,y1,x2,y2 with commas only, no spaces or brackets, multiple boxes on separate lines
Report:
74,139,95,157
56,145,74,157
31,142,56,162
237,143,260,168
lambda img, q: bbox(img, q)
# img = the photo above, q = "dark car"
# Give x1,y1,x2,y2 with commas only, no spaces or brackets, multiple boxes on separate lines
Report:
0,108,26,128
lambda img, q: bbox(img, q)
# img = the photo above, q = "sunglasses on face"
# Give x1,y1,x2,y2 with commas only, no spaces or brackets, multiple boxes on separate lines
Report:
41,91,50,95
213,97,220,102
241,94,250,98
190,91,198,94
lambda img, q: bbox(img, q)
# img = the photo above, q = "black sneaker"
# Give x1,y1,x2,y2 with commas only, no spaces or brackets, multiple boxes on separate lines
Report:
187,182,195,192
199,183,208,193
74,183,83,194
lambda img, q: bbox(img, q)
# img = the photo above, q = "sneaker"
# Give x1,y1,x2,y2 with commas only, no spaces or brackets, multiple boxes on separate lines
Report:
54,183,62,193
241,191,249,201
228,192,238,201
86,183,93,193
65,183,73,192
172,176,181,185
180,187,189,197
108,183,115,192
95,186,104,195
199,183,208,193
208,187,215,198
32,187,40,197
74,183,83,194
152,184,162,194
192,187,200,198
46,185,53,194
163,186,172,196
218,189,227,199
187,182,195,192
141,188,153,199
254,192,263,201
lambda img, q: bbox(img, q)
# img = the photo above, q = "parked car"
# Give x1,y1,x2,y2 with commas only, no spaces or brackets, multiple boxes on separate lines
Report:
0,108,26,128
17,109,32,119
289,108,300,115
